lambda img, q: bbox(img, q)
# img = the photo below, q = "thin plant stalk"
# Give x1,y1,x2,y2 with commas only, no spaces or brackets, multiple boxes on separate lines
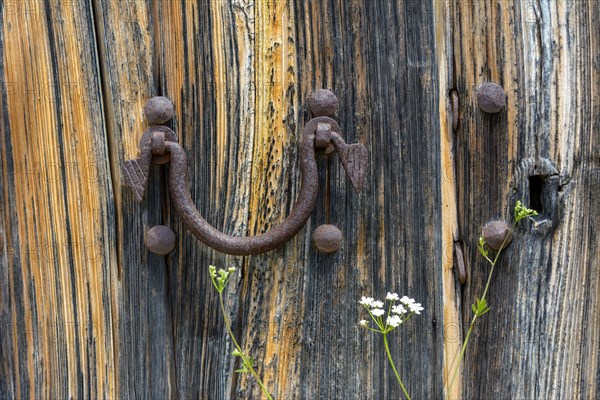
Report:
446,202,537,396
217,291,273,400
383,333,411,400
359,294,422,400
446,223,514,394
210,266,273,400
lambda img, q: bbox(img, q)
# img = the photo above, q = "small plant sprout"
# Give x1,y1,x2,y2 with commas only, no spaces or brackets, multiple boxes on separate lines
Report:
359,293,423,400
209,265,273,400
446,201,538,396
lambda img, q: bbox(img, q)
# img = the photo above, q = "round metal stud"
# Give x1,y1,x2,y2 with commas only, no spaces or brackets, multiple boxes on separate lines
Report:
477,83,506,114
482,220,513,250
309,89,339,117
145,225,176,255
144,96,174,125
313,224,343,254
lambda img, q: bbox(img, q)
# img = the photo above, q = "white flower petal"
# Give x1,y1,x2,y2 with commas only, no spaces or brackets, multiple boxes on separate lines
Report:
392,304,407,315
386,292,399,301
409,303,424,314
386,315,403,328
359,296,374,306
371,308,385,317
371,300,384,309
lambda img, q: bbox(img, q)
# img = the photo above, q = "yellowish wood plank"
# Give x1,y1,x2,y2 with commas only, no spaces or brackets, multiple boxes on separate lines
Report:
1,1,117,398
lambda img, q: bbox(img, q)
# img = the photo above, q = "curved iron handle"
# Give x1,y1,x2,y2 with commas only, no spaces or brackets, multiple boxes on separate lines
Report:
124,90,368,255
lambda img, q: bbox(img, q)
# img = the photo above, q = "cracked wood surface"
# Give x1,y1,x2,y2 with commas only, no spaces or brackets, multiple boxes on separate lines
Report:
1,1,598,399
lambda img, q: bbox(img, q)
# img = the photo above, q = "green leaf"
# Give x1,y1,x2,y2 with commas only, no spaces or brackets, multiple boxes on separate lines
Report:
477,237,488,258
232,348,243,357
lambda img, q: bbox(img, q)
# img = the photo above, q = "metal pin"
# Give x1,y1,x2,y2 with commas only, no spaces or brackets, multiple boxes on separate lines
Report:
454,242,467,285
451,90,459,131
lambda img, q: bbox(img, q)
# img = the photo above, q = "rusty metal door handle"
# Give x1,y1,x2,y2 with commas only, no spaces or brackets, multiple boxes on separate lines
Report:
123,90,368,255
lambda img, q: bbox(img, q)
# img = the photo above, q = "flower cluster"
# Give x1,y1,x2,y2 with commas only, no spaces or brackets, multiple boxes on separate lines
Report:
359,292,421,399
209,265,237,293
514,200,538,223
359,293,423,332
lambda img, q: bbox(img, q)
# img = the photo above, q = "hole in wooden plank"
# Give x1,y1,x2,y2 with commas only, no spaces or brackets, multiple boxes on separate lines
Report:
528,175,545,214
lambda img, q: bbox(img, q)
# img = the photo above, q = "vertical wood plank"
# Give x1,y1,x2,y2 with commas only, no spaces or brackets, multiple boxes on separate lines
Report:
92,0,176,398
453,0,600,398
239,1,449,396
0,1,117,398
433,0,463,398
158,1,257,398
157,0,446,399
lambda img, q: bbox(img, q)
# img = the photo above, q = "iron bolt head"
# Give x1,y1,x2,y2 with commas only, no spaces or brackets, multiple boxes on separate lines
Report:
145,225,176,255
313,224,343,253
477,83,506,113
144,96,174,125
482,220,513,250
309,89,339,117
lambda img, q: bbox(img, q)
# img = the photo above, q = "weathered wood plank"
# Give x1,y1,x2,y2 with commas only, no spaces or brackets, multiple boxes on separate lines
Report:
154,2,443,398
453,0,600,398
92,0,176,398
158,0,446,399
157,1,257,399
433,0,464,398
0,1,117,398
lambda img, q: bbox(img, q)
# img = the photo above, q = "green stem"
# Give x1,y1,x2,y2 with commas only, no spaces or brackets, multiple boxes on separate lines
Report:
445,222,516,397
383,333,411,400
446,314,477,395
219,293,273,400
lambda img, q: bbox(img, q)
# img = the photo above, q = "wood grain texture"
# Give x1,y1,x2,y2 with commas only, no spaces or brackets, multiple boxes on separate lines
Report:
6,1,597,399
452,0,600,398
154,0,445,399
92,0,176,398
0,1,117,398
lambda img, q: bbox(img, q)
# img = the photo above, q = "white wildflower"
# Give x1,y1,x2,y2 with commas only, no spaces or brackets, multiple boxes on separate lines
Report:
386,315,403,328
400,296,415,305
371,308,385,317
391,304,407,315
359,319,369,327
371,300,385,309
359,296,374,306
386,292,400,301
409,303,424,314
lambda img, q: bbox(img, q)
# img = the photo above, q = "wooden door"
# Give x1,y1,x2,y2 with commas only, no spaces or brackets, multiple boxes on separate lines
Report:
1,1,598,399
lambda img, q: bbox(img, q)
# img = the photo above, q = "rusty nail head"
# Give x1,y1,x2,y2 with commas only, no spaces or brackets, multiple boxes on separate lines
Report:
454,242,467,285
477,83,506,113
482,220,513,250
145,225,176,255
309,89,339,117
144,96,174,125
451,90,459,130
313,224,343,253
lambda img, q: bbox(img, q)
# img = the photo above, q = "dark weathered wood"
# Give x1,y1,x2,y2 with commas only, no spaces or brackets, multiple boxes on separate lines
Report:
4,1,597,399
156,0,445,399
452,0,600,398
92,0,176,398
